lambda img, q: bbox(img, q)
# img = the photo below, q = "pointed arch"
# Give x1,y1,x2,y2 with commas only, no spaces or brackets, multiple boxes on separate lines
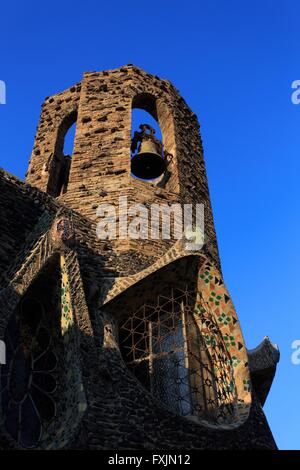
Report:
104,254,251,429
0,250,87,449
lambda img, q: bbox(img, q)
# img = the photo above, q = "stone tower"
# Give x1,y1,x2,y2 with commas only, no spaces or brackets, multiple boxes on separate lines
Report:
0,65,279,450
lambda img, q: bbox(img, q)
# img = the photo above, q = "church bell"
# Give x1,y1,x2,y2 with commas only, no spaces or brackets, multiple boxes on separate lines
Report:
131,124,168,180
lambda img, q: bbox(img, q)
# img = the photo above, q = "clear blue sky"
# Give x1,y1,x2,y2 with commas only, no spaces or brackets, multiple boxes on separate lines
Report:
0,0,299,450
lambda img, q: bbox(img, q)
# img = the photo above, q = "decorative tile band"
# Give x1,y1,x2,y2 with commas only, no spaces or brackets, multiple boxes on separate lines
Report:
45,255,87,449
196,260,251,428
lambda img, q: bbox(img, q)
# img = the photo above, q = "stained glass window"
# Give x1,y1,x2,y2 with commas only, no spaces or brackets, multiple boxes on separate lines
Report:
0,297,57,448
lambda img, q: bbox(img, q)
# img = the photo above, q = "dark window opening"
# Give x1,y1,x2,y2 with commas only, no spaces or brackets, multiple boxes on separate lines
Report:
55,154,72,197
119,288,236,424
0,296,58,448
0,255,86,449
49,111,77,197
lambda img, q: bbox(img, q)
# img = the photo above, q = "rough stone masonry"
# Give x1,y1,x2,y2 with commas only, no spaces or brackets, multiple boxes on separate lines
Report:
0,65,279,449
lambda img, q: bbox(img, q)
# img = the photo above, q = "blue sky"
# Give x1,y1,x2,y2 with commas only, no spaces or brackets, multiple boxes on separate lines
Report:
0,0,299,449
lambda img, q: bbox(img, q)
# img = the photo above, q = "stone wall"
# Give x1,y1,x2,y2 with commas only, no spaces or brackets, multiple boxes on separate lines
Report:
26,65,220,269
0,66,278,450
0,169,57,280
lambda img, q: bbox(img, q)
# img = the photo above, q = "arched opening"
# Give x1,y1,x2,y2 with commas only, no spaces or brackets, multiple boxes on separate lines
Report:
0,255,85,449
63,122,76,156
0,259,60,448
131,108,162,142
1,296,57,448
47,111,77,197
104,256,250,429
131,94,175,186
118,285,235,424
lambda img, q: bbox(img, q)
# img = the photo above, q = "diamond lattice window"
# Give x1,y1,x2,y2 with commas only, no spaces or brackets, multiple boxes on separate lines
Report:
119,287,236,424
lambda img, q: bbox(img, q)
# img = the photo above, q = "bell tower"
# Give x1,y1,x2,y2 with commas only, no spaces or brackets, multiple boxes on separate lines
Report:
0,65,279,450
26,65,221,264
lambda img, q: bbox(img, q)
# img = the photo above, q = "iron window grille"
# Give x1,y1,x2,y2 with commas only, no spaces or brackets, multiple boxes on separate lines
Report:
119,287,236,424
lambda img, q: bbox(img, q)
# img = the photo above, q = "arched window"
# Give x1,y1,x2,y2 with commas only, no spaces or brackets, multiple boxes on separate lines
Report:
119,287,236,424
63,121,76,156
131,108,162,142
0,255,85,448
0,296,57,448
131,94,177,188
47,111,77,197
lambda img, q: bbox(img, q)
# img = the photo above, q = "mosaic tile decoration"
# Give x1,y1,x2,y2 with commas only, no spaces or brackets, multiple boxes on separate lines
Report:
115,254,252,430
102,239,206,306
119,287,237,426
196,260,251,429
44,254,87,449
